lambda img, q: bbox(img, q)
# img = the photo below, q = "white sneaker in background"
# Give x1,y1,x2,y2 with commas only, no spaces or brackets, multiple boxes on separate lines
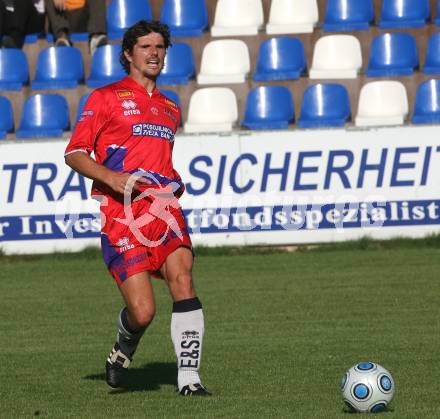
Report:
90,34,108,56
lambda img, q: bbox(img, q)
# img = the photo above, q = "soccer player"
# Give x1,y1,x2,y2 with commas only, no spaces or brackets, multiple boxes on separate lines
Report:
64,20,210,396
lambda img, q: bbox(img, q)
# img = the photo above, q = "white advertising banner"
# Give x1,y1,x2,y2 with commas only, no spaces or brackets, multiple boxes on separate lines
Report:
1,125,440,254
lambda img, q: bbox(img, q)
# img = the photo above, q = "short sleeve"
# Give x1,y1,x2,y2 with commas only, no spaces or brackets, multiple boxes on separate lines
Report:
64,89,109,157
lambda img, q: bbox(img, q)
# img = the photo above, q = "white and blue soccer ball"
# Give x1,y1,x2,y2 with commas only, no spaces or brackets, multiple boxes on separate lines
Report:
341,362,395,413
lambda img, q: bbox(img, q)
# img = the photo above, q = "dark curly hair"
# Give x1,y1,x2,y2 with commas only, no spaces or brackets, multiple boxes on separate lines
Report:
120,20,172,74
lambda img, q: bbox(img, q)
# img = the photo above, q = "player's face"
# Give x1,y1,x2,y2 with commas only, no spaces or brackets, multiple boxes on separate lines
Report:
126,32,166,79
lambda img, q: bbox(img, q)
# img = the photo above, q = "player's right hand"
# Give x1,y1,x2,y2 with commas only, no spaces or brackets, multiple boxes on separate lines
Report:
107,172,152,195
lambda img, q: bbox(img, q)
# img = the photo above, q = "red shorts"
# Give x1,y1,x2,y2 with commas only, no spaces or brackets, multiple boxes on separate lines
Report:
99,190,192,286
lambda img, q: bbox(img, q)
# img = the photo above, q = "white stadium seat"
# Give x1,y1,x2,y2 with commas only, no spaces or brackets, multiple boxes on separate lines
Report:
184,87,238,133
266,0,319,34
309,35,362,79
355,81,408,127
211,0,264,37
197,40,250,84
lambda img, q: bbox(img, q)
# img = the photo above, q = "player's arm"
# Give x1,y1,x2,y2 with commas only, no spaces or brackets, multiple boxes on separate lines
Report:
65,151,146,194
64,90,148,194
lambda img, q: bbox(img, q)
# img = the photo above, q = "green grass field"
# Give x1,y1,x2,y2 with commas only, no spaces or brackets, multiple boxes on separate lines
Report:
1,237,440,418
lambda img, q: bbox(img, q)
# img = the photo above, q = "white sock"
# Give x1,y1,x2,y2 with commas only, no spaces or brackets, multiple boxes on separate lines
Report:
171,298,204,391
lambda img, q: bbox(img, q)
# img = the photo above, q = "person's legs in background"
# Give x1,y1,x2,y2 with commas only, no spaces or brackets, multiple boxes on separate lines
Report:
1,0,44,48
27,0,45,40
0,1,5,45
45,0,72,46
86,0,107,55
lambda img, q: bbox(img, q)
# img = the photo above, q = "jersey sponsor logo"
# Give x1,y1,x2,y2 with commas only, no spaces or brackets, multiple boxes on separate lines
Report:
116,90,135,100
115,236,135,252
78,110,94,122
163,108,177,123
132,123,175,142
164,98,177,108
150,106,159,115
121,100,141,116
122,100,136,109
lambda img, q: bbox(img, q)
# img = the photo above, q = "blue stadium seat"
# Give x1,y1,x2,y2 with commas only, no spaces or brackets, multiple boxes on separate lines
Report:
107,0,153,40
241,86,294,130
298,83,350,128
379,0,430,28
436,0,440,25
32,46,84,89
423,33,440,74
160,0,208,37
24,32,45,43
412,79,440,124
75,93,91,124
0,49,28,90
0,96,14,139
367,33,418,77
16,94,70,138
157,42,195,85
87,44,125,88
323,0,374,31
46,32,89,43
253,37,306,81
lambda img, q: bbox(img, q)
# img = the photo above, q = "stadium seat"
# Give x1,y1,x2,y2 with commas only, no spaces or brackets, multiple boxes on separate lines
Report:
0,48,29,90
160,0,208,37
242,86,294,130
75,93,91,124
157,42,195,85
436,1,440,25
107,0,153,40
379,0,430,28
323,0,374,32
24,33,44,44
0,96,14,139
184,88,238,133
266,0,318,34
16,94,70,138
423,33,440,74
355,81,408,127
253,37,306,81
211,0,263,36
46,32,89,43
298,84,350,128
309,35,362,79
197,40,250,84
412,79,440,124
366,33,418,77
31,46,84,89
87,44,125,88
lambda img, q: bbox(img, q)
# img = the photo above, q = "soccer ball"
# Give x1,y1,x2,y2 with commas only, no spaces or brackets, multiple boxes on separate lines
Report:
341,362,395,413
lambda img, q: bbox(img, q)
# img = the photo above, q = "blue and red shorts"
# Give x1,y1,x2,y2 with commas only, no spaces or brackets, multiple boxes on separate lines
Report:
99,188,192,286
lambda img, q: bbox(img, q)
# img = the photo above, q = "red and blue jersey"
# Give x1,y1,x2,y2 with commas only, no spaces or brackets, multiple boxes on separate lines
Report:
65,76,183,197
65,77,190,283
